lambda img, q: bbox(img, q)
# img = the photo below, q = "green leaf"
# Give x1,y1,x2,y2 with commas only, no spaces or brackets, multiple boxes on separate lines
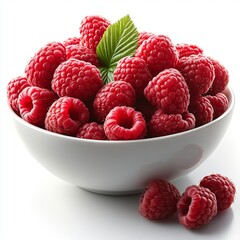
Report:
96,15,138,84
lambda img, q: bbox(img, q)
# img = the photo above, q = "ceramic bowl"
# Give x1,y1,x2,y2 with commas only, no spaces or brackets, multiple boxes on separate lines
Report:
9,88,234,195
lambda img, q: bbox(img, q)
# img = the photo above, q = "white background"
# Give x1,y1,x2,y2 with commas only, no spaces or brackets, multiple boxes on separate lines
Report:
0,0,239,239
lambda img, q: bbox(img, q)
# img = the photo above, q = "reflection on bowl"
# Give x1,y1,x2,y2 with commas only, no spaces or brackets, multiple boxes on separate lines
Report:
9,88,234,195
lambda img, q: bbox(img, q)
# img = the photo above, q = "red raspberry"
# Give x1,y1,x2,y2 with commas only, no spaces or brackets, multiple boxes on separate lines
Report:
176,43,203,59
177,185,218,229
113,56,152,98
18,86,57,127
63,37,80,47
177,54,215,96
199,174,236,211
205,93,228,119
144,68,190,114
104,106,146,140
137,31,155,47
45,96,90,136
66,45,99,66
189,96,213,127
25,42,66,89
93,81,135,123
148,110,195,137
79,15,110,51
77,122,107,140
135,35,178,76
52,59,103,103
139,179,181,220
207,57,229,95
7,76,30,114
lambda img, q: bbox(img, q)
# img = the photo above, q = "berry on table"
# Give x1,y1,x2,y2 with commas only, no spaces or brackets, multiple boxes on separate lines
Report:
199,174,236,211
177,185,218,228
139,179,181,220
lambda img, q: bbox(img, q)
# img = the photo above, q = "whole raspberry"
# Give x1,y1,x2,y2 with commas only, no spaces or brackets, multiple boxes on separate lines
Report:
77,122,107,140
79,15,110,51
176,43,203,59
139,179,181,220
137,31,155,47
189,96,213,127
113,56,152,98
7,75,30,114
135,35,178,76
25,42,66,89
144,68,190,114
177,54,215,96
103,106,146,140
207,57,229,95
199,174,236,211
177,185,218,229
66,44,99,66
52,59,103,103
93,81,135,123
63,37,80,47
205,93,228,119
148,110,195,137
45,96,90,136
18,86,57,127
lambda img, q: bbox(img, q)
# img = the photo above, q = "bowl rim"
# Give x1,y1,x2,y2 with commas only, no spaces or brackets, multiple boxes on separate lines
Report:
9,87,235,145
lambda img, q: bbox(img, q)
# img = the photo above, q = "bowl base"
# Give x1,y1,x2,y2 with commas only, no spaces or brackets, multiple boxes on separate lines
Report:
81,187,143,196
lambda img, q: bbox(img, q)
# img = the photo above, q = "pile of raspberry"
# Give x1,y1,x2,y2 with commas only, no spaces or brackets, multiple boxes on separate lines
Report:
7,15,230,140
139,174,236,229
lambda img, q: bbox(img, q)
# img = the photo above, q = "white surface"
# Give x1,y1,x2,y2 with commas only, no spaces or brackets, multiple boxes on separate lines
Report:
0,0,239,239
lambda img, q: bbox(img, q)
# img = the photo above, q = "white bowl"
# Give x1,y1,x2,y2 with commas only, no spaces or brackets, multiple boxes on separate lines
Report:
9,88,234,195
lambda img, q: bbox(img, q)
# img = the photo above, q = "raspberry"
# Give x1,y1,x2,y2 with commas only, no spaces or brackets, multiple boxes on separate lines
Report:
52,59,103,103
66,44,99,66
7,76,30,114
199,174,236,211
177,54,215,96
205,93,228,119
139,179,181,220
135,35,178,76
144,68,190,114
63,37,80,47
45,96,89,136
113,56,152,98
104,106,146,140
137,32,155,47
176,43,203,59
18,86,57,127
207,58,229,95
77,122,107,140
93,81,135,123
25,42,66,89
148,110,195,137
79,15,110,51
189,96,213,127
177,185,218,229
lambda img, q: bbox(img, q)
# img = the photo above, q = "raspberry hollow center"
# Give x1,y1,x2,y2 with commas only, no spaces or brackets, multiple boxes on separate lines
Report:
117,115,133,129
181,196,192,216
